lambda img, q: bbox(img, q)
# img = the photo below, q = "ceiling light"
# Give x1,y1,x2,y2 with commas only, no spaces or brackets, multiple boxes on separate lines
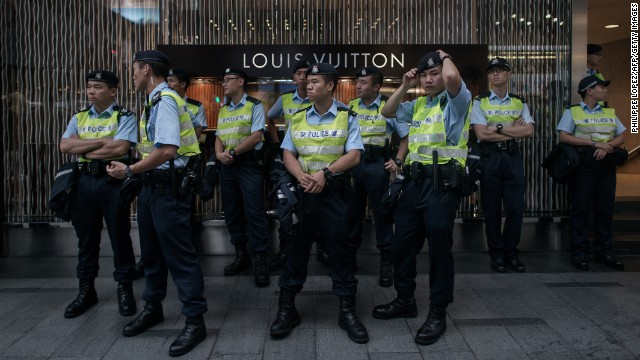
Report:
605,24,619,28
526,21,531,25
553,18,558,22
559,21,564,26
519,18,525,22
511,14,517,18
545,14,551,19
209,20,213,23
495,21,500,25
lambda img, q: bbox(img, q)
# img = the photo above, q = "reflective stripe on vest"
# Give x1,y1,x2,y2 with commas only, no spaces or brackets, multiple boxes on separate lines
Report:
408,96,469,166
217,99,256,151
282,93,312,129
570,105,617,142
348,98,389,146
290,110,349,173
138,91,200,159
76,108,120,162
479,96,523,126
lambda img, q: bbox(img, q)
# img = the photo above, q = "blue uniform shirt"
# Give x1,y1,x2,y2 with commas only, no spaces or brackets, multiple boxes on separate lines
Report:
185,96,207,129
63,102,137,144
353,94,410,138
267,89,311,120
216,93,265,150
557,101,626,136
469,90,535,126
281,98,364,156
395,80,472,145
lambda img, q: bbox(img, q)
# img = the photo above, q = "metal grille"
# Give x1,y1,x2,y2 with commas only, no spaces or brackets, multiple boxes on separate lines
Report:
1,0,570,223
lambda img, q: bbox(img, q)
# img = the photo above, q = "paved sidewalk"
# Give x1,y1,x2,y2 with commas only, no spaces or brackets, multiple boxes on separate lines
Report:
0,253,639,359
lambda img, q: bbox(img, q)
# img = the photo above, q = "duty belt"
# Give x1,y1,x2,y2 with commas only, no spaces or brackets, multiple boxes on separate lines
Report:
402,162,435,182
363,144,387,161
482,140,516,152
77,160,113,176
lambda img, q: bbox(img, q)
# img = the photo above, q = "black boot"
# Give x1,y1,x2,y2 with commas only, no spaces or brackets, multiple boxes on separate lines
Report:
224,243,252,276
270,290,301,337
117,282,137,316
415,305,447,345
64,279,98,318
372,297,418,319
254,253,270,287
169,315,207,357
379,252,393,287
122,301,164,337
338,296,369,344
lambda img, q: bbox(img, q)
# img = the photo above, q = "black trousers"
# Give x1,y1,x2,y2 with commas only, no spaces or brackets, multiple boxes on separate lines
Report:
568,151,616,257
480,148,525,260
279,181,358,296
71,173,136,282
137,182,207,317
392,177,460,307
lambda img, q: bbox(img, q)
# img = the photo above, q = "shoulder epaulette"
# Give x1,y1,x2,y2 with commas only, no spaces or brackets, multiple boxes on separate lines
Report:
246,96,262,105
151,91,163,106
474,92,491,101
293,107,307,115
439,96,448,109
380,94,389,102
508,93,525,103
185,98,202,107
568,103,581,109
75,106,91,115
337,106,358,117
116,106,134,117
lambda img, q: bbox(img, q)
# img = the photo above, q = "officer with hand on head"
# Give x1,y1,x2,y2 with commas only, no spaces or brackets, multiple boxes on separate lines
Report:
470,57,534,273
558,75,626,271
347,66,409,287
107,50,207,357
59,70,138,319
373,50,471,346
270,62,369,344
215,68,271,287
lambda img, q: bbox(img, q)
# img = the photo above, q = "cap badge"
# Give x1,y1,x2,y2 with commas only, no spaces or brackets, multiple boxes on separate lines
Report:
427,58,434,67
311,65,319,73
169,69,174,75
361,69,367,76
95,72,102,79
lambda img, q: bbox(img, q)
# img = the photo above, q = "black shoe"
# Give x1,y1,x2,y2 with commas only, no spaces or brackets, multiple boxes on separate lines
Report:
270,290,301,337
317,246,329,266
169,315,207,357
490,257,507,273
64,280,98,318
134,260,145,280
506,257,526,273
269,251,287,271
117,282,137,316
379,252,393,287
224,243,252,276
338,296,369,344
571,255,589,270
372,297,418,319
254,254,270,287
415,306,447,346
122,302,164,337
594,254,625,270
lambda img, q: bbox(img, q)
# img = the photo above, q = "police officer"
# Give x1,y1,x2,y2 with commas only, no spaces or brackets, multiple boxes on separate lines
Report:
586,44,605,79
269,63,368,344
347,66,408,287
60,70,137,319
558,75,626,271
470,57,535,273
107,50,207,357
215,68,271,287
167,67,207,139
372,51,471,346
266,58,313,270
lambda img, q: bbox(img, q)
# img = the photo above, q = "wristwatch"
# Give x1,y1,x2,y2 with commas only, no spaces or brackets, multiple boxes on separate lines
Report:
322,167,333,180
441,55,452,62
591,140,597,147
124,165,134,179
394,157,403,168
496,124,503,134
228,149,235,158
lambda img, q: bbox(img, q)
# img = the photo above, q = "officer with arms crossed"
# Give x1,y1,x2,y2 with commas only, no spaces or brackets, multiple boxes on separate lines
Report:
269,63,369,344
167,67,207,139
470,57,534,273
215,68,271,287
107,50,208,357
60,70,137,319
557,75,626,271
347,66,408,287
372,50,471,346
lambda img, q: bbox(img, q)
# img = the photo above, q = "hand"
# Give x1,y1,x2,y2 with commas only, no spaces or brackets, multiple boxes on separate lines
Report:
402,68,420,88
304,171,326,193
594,142,613,153
515,118,527,126
217,150,235,165
436,49,450,60
593,148,607,160
107,160,127,179
384,159,399,172
297,173,316,191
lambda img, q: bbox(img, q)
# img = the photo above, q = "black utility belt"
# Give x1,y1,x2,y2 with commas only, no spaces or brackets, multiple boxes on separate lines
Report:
78,159,125,176
363,145,387,160
482,140,517,152
141,168,186,187
403,161,462,191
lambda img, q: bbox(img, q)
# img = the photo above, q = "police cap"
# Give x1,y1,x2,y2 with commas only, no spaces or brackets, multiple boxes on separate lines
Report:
356,66,383,78
587,43,602,55
292,59,312,73
486,57,511,71
133,50,170,65
578,74,610,94
86,70,119,86
223,67,247,79
417,52,443,73
306,63,338,76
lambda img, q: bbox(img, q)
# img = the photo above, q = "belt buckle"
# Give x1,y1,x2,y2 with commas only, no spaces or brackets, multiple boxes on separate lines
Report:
496,141,507,150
